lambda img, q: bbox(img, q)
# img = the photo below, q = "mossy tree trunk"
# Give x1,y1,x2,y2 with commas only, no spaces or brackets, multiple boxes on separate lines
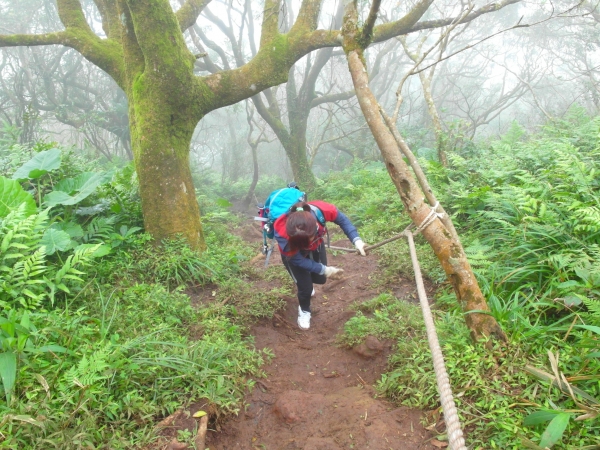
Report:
119,0,207,248
128,93,204,248
342,0,505,342
0,0,521,250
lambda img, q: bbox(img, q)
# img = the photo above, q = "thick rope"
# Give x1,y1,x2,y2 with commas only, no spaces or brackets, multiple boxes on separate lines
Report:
403,204,467,450
413,201,444,235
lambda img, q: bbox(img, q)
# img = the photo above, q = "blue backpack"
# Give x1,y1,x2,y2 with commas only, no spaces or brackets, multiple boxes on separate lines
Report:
255,184,325,266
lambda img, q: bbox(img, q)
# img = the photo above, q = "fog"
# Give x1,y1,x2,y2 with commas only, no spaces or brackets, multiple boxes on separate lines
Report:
1,0,599,182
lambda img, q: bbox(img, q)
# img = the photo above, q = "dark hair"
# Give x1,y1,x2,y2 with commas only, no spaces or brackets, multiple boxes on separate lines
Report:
286,202,317,252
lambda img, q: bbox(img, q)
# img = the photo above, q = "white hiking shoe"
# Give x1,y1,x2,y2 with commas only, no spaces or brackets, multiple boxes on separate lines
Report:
298,306,311,330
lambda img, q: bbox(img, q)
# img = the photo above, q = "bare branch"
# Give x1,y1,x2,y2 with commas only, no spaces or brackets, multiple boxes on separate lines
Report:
403,0,521,36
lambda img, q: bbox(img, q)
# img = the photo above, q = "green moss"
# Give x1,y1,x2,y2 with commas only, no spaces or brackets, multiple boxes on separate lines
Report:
269,34,292,76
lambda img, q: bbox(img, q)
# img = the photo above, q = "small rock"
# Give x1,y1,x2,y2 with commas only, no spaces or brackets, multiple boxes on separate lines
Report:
353,335,384,358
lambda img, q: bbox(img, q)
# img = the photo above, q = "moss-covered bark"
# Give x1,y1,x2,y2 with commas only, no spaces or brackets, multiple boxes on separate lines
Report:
128,73,205,249
0,0,521,252
119,0,208,249
287,134,317,191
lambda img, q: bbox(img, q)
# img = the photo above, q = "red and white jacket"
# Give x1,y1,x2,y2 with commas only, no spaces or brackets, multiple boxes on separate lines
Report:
273,201,360,274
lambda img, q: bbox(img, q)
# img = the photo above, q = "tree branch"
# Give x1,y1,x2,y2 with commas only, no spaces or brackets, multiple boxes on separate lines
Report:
310,90,355,108
360,0,382,46
372,0,434,44
251,94,291,146
404,0,521,35
203,7,245,66
260,0,282,48
289,0,322,36
194,24,231,70
177,0,212,31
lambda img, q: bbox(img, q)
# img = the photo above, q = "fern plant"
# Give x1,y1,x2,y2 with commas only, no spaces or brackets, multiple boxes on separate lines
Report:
0,204,99,310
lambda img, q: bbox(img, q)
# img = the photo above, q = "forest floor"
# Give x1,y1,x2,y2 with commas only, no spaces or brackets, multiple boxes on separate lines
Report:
155,218,441,450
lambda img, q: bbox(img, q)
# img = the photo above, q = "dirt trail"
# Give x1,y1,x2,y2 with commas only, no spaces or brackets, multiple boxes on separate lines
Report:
197,220,438,450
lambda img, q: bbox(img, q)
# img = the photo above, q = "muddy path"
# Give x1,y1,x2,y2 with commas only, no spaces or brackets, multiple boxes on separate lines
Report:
198,219,439,450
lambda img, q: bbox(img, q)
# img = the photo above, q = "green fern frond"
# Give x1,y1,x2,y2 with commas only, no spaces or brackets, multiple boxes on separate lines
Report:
581,298,600,327
63,343,112,389
83,217,116,243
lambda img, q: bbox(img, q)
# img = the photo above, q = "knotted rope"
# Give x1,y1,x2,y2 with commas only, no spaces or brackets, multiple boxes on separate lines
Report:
403,202,467,450
412,201,445,235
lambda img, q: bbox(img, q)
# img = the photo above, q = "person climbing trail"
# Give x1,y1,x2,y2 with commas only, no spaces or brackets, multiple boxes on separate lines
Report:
273,200,366,329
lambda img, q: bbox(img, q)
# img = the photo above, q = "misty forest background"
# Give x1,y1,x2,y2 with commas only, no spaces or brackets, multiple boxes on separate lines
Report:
1,0,600,449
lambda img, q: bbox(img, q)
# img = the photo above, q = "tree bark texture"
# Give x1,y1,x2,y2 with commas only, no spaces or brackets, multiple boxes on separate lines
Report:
347,50,504,341
0,0,522,250
342,2,505,341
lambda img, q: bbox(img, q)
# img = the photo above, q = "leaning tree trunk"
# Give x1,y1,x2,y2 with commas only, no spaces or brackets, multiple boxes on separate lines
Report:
341,4,504,341
116,0,206,250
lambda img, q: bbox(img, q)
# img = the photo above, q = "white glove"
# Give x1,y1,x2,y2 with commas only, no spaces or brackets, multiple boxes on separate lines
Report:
323,266,344,279
354,239,366,256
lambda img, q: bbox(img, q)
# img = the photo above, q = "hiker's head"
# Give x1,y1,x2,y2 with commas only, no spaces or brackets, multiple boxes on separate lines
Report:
287,202,318,251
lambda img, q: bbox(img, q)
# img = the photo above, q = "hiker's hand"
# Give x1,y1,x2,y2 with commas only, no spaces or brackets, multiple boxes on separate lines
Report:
354,239,366,256
324,266,344,279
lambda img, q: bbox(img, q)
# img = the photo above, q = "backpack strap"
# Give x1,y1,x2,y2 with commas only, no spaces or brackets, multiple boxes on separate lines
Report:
308,204,326,226
308,204,330,248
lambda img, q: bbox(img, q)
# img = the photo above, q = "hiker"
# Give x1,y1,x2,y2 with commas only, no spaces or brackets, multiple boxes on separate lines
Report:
273,200,366,330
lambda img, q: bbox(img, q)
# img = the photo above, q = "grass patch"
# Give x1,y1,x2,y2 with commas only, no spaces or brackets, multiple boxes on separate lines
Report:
338,293,424,347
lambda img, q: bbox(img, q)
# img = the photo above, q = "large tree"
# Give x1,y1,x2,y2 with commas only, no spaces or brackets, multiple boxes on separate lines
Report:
0,0,522,250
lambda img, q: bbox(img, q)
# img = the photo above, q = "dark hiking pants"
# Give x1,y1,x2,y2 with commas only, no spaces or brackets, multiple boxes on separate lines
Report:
281,242,327,313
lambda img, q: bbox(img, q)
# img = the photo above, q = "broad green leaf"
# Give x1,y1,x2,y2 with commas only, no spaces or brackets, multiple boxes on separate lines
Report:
524,410,562,426
41,229,72,255
0,351,17,404
574,267,591,282
43,191,73,207
12,148,61,180
556,280,582,290
0,177,37,218
44,171,114,207
55,172,95,194
563,294,583,307
51,221,84,238
539,413,570,448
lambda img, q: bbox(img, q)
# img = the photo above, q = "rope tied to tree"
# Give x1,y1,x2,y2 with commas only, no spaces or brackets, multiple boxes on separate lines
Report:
402,203,467,450
412,201,445,236
326,201,469,446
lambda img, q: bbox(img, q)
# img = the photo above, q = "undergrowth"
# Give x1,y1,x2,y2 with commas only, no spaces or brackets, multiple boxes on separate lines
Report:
0,141,270,449
333,109,600,449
